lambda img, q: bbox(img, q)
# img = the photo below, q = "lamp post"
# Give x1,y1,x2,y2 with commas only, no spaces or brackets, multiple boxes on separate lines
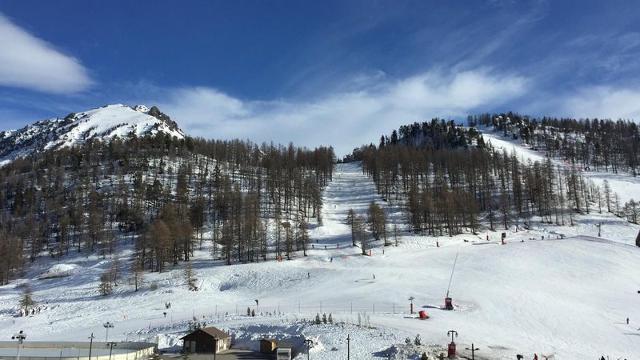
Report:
465,343,479,360
12,330,26,360
88,333,95,360
106,342,117,360
103,321,114,342
346,334,351,360
409,296,415,314
304,339,313,360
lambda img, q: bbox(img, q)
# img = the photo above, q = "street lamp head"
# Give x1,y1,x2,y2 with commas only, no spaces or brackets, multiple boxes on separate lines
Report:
12,331,26,343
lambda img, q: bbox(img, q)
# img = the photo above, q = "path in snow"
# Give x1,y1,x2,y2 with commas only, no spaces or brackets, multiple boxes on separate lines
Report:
309,161,404,249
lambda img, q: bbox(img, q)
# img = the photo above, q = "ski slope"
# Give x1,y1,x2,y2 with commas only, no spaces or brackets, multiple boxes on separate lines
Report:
309,162,404,247
1,163,639,359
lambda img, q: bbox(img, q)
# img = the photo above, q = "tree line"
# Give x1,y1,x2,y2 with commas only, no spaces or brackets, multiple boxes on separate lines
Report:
471,112,640,175
0,132,334,285
348,118,630,237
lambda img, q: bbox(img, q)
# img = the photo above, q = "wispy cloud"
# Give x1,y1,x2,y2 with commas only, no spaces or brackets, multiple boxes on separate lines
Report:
155,69,527,155
0,13,92,94
562,86,640,120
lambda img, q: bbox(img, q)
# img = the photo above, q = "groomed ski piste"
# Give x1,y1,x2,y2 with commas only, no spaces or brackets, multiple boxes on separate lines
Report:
1,152,640,359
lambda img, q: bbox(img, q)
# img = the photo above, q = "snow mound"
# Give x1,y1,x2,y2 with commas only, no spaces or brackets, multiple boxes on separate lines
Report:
379,343,445,360
38,264,80,279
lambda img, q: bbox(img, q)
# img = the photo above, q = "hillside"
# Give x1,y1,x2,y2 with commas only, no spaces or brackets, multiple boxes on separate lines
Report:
0,104,184,166
0,162,638,359
473,112,640,176
0,105,334,285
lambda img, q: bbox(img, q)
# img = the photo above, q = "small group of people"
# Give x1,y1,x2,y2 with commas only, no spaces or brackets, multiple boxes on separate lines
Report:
515,354,543,360
18,305,45,317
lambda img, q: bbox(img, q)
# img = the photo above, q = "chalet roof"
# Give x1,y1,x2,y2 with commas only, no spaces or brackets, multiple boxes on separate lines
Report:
181,327,230,339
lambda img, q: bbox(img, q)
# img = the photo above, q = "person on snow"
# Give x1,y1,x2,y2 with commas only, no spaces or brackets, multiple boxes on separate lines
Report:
533,354,538,360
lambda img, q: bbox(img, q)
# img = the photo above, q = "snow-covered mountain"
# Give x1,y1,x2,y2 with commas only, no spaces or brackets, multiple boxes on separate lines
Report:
0,104,185,164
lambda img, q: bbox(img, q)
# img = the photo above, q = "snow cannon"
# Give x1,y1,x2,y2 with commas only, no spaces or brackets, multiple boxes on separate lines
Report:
418,310,429,320
444,297,453,310
444,252,458,311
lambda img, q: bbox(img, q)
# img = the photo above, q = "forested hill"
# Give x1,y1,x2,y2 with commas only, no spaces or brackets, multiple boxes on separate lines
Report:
349,117,637,239
343,118,484,162
0,104,185,165
0,105,334,285
472,112,640,175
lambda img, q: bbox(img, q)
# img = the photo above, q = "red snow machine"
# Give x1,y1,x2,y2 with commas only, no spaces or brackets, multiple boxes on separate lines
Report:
418,310,429,319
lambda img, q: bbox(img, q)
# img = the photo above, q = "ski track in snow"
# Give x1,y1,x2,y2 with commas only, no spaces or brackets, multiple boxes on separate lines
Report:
0,162,639,359
310,162,404,248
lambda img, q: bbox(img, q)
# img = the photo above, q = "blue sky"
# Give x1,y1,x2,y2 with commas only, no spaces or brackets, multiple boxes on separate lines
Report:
1,0,640,154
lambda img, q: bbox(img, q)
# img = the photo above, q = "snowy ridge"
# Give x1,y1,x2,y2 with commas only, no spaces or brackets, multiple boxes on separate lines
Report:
0,104,185,164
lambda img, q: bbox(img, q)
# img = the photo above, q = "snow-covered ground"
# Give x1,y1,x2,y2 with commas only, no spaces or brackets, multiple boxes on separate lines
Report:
1,162,639,359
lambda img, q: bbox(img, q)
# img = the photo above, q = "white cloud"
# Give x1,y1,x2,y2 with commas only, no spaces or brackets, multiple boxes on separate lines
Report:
563,86,640,120
156,69,527,155
0,14,91,94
